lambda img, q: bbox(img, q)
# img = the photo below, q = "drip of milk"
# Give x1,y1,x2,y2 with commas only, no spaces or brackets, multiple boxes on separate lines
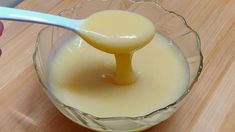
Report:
78,10,155,84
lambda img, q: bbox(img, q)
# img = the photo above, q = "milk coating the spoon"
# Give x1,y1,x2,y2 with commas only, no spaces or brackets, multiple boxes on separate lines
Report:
79,10,155,54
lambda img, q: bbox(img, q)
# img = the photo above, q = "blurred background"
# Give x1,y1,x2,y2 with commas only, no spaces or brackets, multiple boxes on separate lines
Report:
0,0,22,7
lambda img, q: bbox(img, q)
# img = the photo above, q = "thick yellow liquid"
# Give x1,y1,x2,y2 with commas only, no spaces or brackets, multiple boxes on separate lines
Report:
79,10,155,84
49,34,189,117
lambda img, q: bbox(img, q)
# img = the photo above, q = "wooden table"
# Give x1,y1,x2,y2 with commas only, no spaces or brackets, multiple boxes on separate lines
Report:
0,0,235,131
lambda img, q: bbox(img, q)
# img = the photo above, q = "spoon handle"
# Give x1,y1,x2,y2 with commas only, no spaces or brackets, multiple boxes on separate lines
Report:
0,7,83,31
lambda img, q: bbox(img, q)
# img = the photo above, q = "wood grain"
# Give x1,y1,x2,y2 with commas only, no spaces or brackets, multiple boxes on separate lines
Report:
0,0,235,131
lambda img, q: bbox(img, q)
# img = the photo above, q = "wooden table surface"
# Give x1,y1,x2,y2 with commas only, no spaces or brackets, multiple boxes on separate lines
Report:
0,0,235,131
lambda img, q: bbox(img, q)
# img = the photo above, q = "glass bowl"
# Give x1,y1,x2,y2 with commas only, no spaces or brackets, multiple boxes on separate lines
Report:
33,0,203,131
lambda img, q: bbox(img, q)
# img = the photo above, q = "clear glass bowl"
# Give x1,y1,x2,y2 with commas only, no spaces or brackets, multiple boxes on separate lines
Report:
33,0,203,131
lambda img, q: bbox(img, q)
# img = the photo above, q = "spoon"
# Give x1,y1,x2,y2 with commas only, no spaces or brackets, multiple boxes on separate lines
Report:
0,7,155,54
0,7,85,32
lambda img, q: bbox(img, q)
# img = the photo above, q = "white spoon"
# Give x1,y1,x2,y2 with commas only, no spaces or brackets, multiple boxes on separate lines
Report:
0,7,155,54
0,7,85,32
